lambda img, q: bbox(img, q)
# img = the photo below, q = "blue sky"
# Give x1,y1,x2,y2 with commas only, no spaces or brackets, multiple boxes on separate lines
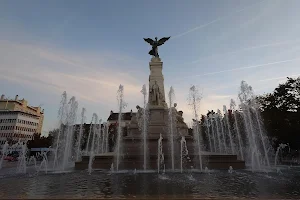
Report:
1,0,300,135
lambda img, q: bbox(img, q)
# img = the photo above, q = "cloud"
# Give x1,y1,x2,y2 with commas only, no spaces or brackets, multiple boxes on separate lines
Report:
172,0,267,39
0,39,147,132
188,39,300,65
0,40,144,103
258,74,300,82
175,57,300,81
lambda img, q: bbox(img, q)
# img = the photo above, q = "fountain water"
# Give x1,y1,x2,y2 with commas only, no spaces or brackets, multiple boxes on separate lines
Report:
230,99,244,160
53,92,67,170
85,117,95,154
274,143,288,167
209,114,217,152
223,105,234,154
253,104,270,168
189,85,202,171
157,134,164,173
180,136,189,173
96,119,102,154
110,163,114,172
204,117,212,152
238,81,271,171
0,141,9,170
51,93,79,171
204,166,209,173
104,123,109,153
141,84,149,170
88,113,98,174
16,141,27,174
168,86,176,171
116,85,126,171
219,113,227,154
28,156,37,170
38,152,48,173
100,120,105,154
76,108,86,161
62,97,78,171
214,112,222,152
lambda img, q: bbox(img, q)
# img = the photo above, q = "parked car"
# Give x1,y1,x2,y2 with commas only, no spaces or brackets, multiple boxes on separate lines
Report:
4,155,17,162
4,152,19,162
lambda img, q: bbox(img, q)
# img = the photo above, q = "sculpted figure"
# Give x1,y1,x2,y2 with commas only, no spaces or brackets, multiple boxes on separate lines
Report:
144,37,170,58
150,81,162,105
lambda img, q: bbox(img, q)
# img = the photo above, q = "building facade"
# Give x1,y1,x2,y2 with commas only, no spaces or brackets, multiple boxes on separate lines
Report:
107,110,135,127
0,94,44,134
0,110,39,144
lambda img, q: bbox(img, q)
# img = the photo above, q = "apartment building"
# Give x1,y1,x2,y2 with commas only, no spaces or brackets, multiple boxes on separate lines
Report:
0,94,44,134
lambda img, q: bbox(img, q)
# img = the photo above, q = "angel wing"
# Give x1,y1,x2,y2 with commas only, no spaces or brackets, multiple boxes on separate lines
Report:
143,38,154,45
157,37,170,46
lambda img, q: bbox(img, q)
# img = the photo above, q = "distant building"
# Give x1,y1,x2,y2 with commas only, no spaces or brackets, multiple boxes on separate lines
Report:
0,94,44,134
0,110,39,144
107,110,135,127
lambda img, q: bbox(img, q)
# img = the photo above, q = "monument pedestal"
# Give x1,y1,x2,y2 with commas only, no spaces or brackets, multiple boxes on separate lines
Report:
147,106,168,136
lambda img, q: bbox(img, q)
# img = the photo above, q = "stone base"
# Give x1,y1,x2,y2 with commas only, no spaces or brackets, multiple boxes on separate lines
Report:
75,136,245,170
75,154,245,170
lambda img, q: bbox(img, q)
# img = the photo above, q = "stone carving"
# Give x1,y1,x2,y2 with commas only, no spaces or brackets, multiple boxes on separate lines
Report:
144,37,170,58
150,81,163,105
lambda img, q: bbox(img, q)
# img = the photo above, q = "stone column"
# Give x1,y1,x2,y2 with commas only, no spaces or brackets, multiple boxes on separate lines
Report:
148,57,167,108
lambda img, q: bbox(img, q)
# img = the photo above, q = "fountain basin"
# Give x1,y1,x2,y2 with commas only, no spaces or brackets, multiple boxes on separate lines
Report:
75,152,245,170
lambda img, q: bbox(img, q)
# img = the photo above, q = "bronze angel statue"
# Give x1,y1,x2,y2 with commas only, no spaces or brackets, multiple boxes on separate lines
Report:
143,37,170,58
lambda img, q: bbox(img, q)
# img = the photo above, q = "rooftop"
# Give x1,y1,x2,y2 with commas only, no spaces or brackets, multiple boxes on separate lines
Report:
107,112,136,121
0,110,39,118
0,94,44,114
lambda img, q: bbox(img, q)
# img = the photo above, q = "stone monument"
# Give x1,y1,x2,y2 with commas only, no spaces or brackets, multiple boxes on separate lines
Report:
75,36,245,171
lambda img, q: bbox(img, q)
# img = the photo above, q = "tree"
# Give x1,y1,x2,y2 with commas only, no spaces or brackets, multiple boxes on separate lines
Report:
259,77,300,112
257,77,300,150
27,132,54,149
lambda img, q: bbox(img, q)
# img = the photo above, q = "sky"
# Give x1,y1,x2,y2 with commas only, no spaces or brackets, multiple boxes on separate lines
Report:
1,0,300,135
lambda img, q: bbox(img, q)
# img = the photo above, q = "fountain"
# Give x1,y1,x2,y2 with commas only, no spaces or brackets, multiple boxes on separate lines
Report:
230,99,244,160
214,112,222,152
110,163,114,172
75,108,86,161
88,113,98,174
95,119,102,154
0,141,9,170
141,84,149,170
238,81,271,171
204,117,212,152
274,143,289,167
189,85,203,171
116,85,126,171
16,141,27,174
27,156,37,170
51,93,79,171
53,91,67,170
209,114,217,152
75,56,246,171
38,152,48,173
168,86,176,171
223,105,235,154
157,133,164,173
217,110,227,153
62,97,78,170
104,123,109,153
180,136,189,173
